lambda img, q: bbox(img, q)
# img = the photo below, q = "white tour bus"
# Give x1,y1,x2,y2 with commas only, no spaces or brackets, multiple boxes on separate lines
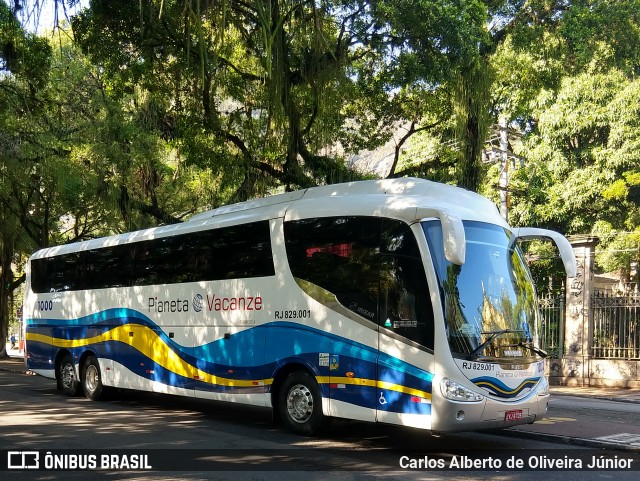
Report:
23,178,575,434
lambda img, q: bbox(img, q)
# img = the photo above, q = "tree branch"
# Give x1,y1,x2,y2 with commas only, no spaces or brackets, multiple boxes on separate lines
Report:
386,119,443,178
119,185,182,225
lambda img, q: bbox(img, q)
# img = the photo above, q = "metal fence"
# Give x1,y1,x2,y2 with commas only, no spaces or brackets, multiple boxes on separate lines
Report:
538,291,565,359
591,286,640,360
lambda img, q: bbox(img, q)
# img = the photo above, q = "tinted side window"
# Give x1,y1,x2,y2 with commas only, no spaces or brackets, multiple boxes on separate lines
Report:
133,236,181,285
30,258,49,293
284,217,381,322
381,218,421,257
379,219,434,350
380,255,434,350
30,221,275,293
133,221,275,285
31,254,81,293
83,245,134,289
187,222,275,281
32,245,135,293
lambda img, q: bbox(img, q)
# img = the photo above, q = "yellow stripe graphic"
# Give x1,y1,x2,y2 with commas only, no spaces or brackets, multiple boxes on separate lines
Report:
27,329,430,400
316,376,432,401
27,326,273,388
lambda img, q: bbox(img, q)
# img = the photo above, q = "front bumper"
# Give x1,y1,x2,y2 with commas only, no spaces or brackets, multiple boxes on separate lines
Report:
431,389,549,432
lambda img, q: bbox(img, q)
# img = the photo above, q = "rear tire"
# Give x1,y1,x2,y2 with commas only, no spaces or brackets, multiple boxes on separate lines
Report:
58,354,79,396
82,356,104,401
278,371,325,435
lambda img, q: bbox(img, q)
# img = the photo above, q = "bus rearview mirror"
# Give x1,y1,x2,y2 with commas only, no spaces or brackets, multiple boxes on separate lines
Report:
415,208,466,266
513,227,577,278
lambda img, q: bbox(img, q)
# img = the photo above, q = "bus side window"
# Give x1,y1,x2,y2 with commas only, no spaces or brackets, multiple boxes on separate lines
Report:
31,258,49,293
30,221,275,294
379,220,435,351
132,237,178,286
182,222,275,282
284,217,380,322
39,253,81,292
83,245,134,289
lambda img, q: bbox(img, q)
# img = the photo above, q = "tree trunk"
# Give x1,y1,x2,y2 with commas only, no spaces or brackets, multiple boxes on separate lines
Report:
0,235,14,359
456,61,492,193
459,110,483,192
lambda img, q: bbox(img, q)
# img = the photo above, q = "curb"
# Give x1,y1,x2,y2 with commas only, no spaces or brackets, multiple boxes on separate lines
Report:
551,393,640,405
0,359,32,375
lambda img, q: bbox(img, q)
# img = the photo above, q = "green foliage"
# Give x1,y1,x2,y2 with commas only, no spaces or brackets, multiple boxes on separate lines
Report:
369,0,491,83
559,0,640,75
71,0,368,195
67,0,516,194
1,1,52,87
485,1,640,279
523,241,566,297
506,70,640,275
2,0,640,298
593,225,640,282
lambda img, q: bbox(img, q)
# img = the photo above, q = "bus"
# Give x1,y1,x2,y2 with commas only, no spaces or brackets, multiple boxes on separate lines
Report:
23,178,576,435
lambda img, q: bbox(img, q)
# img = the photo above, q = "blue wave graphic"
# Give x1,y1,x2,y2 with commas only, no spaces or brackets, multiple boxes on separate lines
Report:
471,375,540,398
26,309,435,413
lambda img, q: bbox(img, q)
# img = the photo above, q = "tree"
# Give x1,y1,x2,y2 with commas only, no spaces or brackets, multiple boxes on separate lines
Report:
507,71,640,280
8,0,640,283
69,0,368,201
68,0,532,196
489,1,640,279
1,0,54,355
1,9,213,356
350,0,494,189
377,0,568,191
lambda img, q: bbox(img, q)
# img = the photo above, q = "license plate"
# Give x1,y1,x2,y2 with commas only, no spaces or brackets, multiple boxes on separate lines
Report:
505,410,523,421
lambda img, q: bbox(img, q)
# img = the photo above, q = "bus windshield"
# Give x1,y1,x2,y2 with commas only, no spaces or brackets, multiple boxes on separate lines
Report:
423,220,542,362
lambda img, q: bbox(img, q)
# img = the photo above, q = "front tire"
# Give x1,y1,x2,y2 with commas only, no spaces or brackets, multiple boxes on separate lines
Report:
82,356,104,401
278,371,325,435
58,354,79,396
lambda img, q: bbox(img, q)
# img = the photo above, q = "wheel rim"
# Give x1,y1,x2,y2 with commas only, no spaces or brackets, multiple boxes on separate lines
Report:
85,364,99,394
286,383,314,424
61,362,75,390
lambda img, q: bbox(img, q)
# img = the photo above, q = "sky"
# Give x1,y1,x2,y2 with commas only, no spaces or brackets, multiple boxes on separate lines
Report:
8,0,85,33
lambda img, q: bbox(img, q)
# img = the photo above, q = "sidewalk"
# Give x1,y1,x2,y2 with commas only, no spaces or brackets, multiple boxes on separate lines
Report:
0,349,28,373
550,385,640,403
1,354,639,450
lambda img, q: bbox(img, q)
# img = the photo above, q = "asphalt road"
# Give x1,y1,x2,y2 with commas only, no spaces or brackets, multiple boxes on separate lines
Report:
1,368,639,481
551,394,640,418
508,392,640,448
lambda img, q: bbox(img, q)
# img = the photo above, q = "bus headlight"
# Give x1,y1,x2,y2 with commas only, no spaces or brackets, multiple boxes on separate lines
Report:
440,378,485,402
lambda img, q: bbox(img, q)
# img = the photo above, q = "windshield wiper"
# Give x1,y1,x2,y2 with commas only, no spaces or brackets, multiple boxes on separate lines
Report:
467,329,523,361
515,342,548,359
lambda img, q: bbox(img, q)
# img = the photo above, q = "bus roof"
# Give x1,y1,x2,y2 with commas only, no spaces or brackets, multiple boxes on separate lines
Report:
190,178,504,225
30,178,505,260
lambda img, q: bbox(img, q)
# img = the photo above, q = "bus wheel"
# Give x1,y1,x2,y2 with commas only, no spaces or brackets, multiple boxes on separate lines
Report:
278,371,325,435
82,356,103,401
58,354,79,396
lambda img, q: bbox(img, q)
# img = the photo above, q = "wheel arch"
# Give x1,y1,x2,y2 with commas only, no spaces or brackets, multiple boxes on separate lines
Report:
270,361,326,421
54,348,74,383
78,349,98,374
54,348,100,383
